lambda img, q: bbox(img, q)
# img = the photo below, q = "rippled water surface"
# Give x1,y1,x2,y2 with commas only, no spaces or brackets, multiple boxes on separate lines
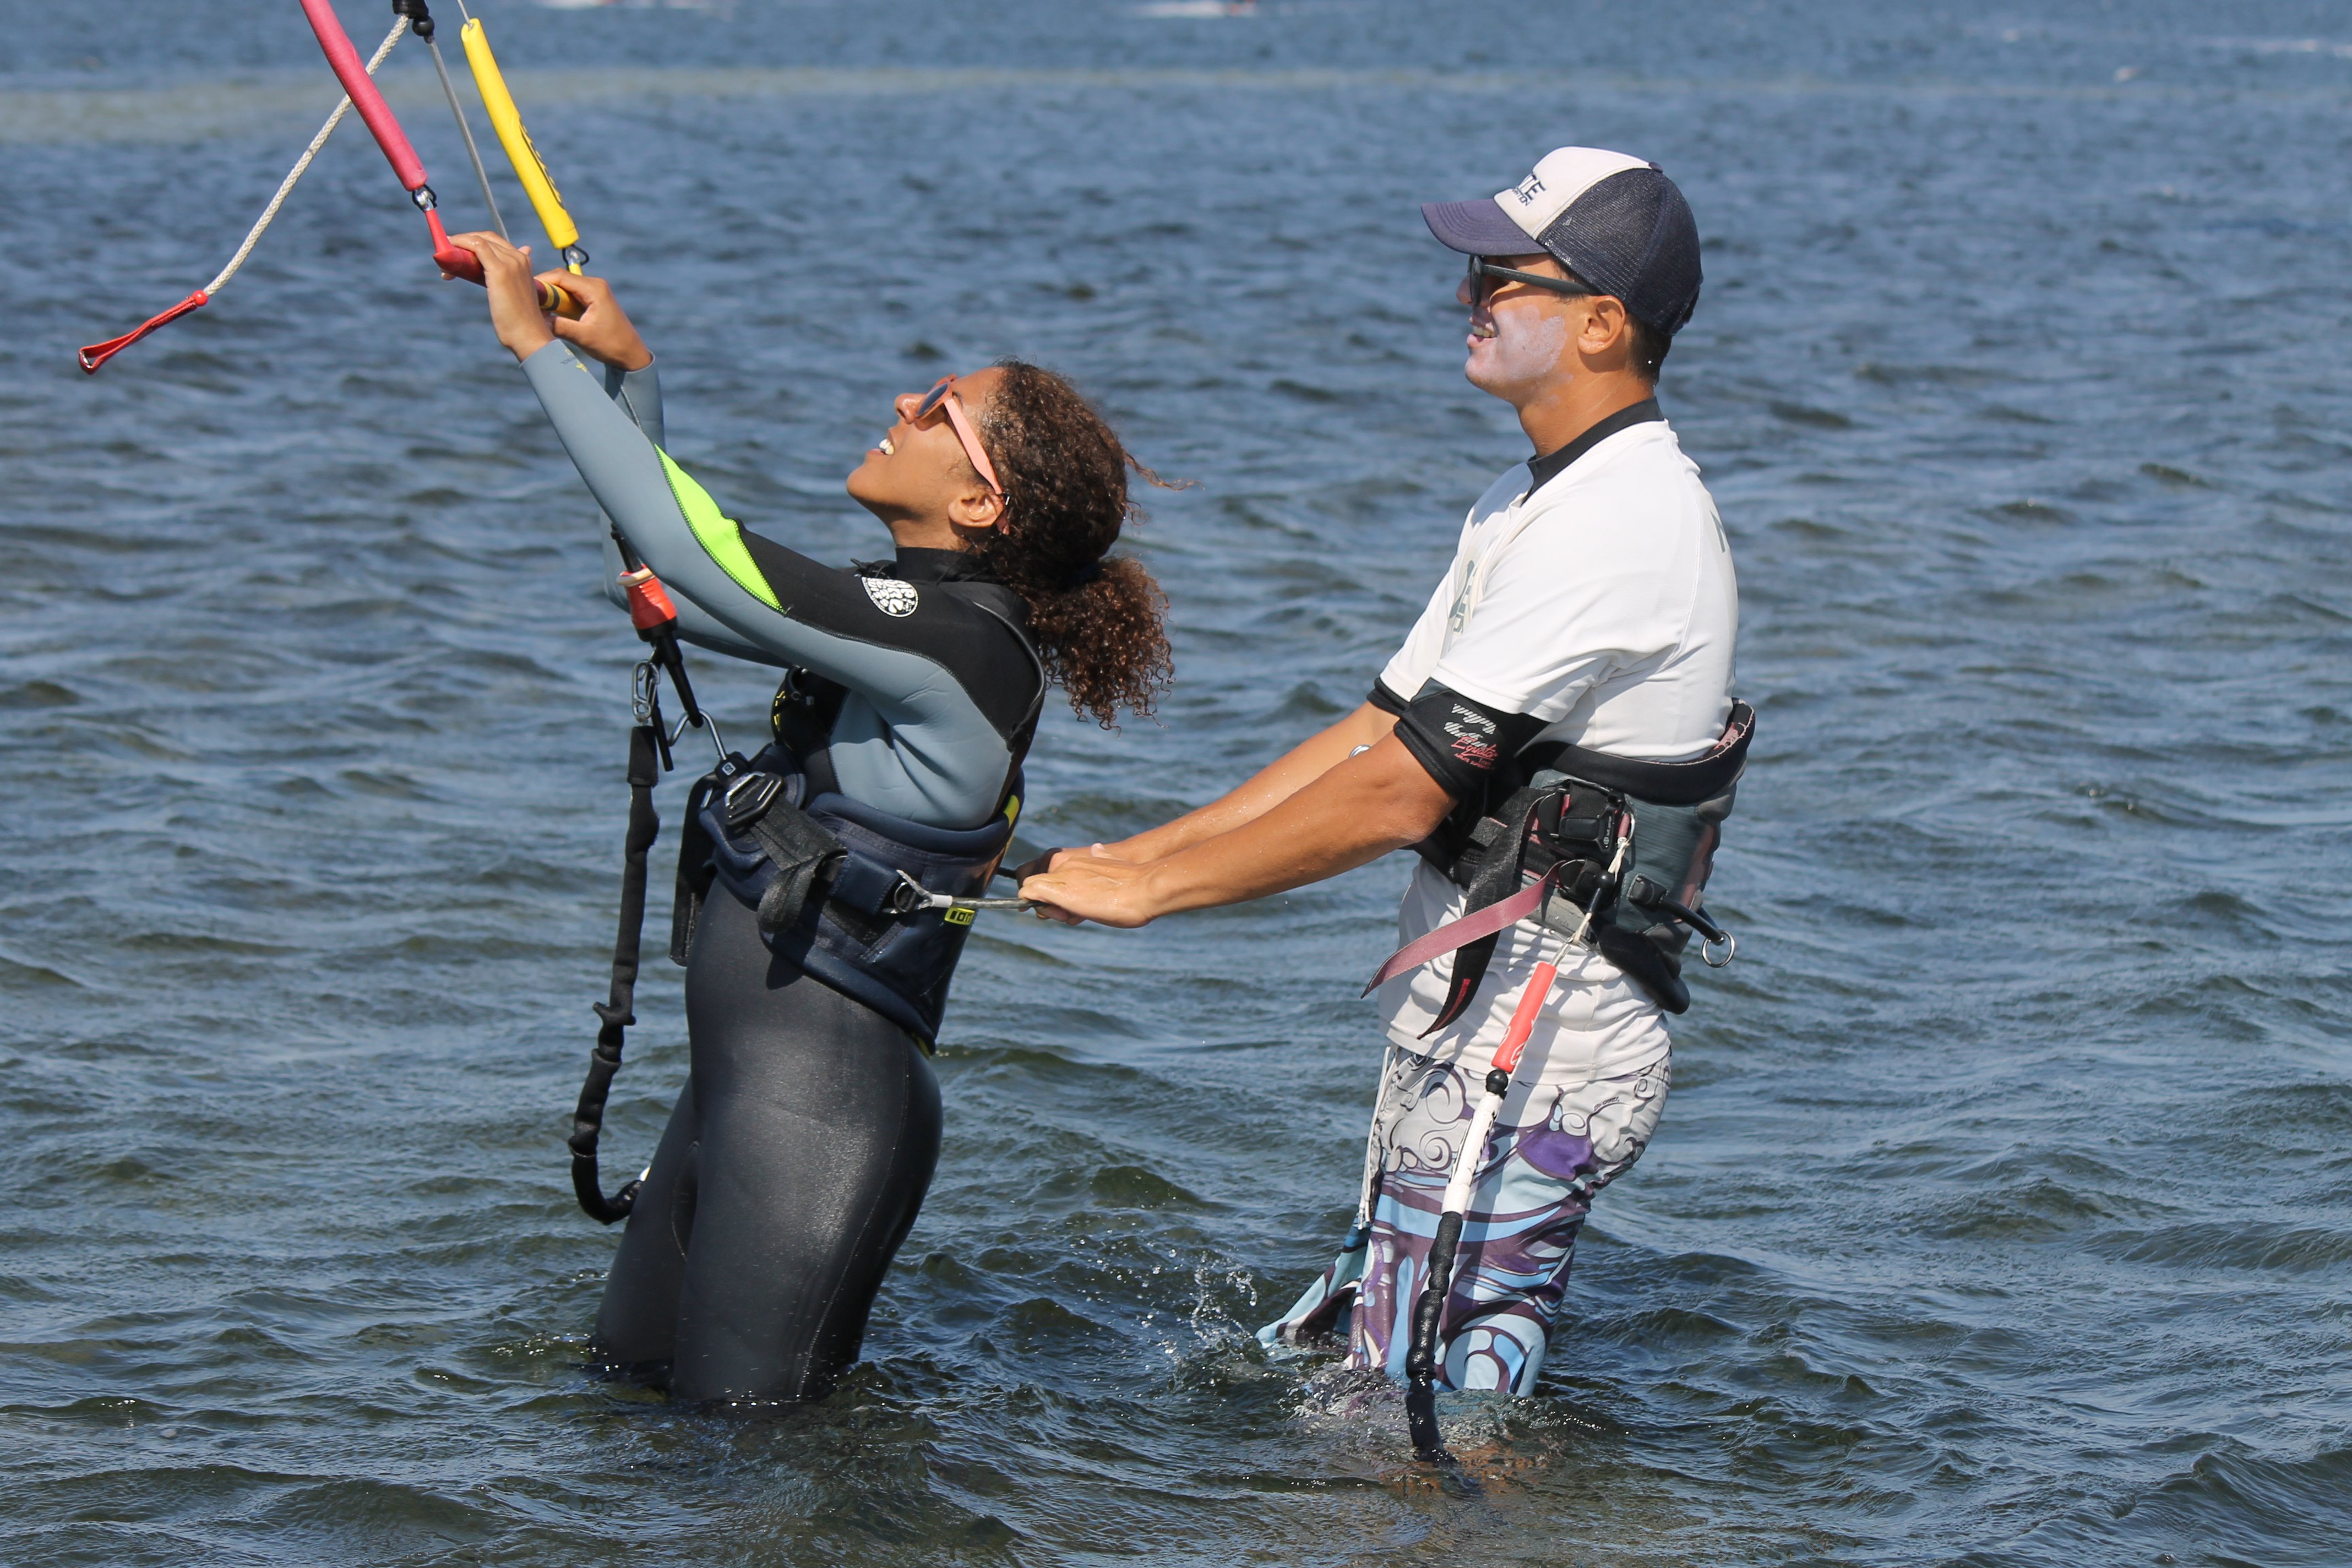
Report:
7,2,2352,1564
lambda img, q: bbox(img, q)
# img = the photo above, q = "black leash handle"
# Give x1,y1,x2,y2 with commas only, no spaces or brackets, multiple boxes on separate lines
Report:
1404,1205,1468,1460
570,721,661,1223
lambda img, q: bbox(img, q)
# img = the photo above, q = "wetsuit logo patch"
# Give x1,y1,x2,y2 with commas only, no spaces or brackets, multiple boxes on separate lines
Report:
863,577,920,617
1444,703,1499,770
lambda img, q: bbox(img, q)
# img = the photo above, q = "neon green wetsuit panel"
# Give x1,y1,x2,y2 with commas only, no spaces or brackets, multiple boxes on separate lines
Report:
656,449,780,610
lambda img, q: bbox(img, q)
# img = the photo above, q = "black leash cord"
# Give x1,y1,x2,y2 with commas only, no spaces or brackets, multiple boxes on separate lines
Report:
570,721,661,1224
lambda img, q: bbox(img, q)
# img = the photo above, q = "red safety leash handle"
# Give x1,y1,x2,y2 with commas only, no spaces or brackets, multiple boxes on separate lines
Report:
79,290,210,375
619,568,679,633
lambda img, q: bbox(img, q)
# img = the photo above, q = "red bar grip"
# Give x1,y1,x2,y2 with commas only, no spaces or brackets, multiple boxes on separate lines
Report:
79,290,210,374
620,568,678,632
428,213,583,317
428,210,486,281
1490,960,1557,1078
300,0,428,192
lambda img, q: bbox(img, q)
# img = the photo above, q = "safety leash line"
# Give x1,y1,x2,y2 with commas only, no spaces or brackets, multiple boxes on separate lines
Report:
437,3,708,1223
395,0,511,244
1402,819,1631,1463
570,568,727,1224
77,17,409,374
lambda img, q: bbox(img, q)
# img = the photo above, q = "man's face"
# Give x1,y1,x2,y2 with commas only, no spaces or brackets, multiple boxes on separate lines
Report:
1456,252,1582,402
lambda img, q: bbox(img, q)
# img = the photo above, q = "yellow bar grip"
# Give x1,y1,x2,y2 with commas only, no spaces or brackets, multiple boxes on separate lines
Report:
460,18,582,259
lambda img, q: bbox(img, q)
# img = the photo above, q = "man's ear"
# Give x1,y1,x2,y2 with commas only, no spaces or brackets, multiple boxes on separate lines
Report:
1579,295,1635,367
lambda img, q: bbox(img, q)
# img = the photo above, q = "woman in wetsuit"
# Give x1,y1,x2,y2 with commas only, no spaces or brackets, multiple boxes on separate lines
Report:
454,232,1173,1402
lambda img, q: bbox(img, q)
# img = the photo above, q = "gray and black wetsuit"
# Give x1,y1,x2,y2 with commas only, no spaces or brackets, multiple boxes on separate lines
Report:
524,342,1043,1401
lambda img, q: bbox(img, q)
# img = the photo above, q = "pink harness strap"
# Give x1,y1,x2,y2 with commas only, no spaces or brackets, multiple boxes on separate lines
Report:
1359,863,1564,998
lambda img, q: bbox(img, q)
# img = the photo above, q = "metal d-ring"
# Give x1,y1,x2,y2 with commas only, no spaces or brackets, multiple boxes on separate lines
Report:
1702,931,1737,968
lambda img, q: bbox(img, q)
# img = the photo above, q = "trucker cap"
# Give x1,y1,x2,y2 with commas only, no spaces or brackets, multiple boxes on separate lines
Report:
1422,146,1703,338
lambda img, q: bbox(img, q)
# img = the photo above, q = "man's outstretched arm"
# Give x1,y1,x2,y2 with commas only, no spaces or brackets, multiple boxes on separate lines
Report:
1076,701,1402,869
1019,728,1455,927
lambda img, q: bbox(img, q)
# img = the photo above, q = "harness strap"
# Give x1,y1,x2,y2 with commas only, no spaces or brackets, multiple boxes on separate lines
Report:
570,722,662,1225
742,801,847,935
1360,863,1564,999
1526,700,1754,806
1415,787,1550,1035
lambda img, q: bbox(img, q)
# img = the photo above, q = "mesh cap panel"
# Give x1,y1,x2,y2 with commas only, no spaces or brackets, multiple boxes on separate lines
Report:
1536,167,1703,338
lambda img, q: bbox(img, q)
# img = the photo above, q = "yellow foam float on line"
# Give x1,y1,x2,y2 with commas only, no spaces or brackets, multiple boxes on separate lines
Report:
459,6,590,273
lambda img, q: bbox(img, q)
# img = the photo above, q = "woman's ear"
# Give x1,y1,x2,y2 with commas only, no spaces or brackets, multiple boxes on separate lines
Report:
946,486,1005,539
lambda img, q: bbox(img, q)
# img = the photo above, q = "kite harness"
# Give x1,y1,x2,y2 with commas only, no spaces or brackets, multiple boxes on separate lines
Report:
1358,701,1755,1462
568,570,1037,1224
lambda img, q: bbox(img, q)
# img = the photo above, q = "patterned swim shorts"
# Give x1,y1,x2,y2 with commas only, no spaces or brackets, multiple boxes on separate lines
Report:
1258,1045,1669,1396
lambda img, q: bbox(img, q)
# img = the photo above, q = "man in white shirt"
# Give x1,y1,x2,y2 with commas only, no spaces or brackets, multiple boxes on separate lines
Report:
1022,148,1743,1409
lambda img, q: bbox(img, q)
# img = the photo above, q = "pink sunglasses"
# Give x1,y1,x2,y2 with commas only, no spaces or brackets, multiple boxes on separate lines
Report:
910,374,1005,507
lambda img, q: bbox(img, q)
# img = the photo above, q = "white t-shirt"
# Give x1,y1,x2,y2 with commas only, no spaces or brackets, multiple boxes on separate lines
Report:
1374,415,1738,1080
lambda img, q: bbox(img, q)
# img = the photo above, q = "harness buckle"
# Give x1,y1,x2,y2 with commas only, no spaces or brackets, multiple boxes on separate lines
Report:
721,770,782,830
1702,932,1737,968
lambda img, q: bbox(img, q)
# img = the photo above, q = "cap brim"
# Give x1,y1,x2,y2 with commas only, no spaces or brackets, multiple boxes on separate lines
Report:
1421,199,1539,255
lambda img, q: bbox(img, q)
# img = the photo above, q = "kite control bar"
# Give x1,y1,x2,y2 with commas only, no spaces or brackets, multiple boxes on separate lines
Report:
80,2,581,373
79,14,411,372
299,0,579,316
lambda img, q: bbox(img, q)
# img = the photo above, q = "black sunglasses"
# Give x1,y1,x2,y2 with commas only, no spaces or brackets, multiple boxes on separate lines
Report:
1466,254,1597,304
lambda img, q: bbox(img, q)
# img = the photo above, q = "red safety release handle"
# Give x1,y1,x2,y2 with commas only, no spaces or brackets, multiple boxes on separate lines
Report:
1491,960,1558,1079
620,568,679,633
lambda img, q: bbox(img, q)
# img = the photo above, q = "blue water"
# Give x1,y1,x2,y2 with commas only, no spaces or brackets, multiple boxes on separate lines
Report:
5,2,2351,1563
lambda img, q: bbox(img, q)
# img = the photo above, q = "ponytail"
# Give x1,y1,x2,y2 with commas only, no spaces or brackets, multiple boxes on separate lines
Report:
973,361,1176,728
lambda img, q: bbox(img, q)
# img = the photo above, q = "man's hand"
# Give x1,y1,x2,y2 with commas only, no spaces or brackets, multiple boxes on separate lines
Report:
1016,851,1162,926
444,231,554,363
1021,847,1161,928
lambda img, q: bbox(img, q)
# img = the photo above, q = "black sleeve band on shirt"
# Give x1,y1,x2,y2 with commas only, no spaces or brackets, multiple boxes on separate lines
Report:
1391,679,1548,802
1368,679,1410,717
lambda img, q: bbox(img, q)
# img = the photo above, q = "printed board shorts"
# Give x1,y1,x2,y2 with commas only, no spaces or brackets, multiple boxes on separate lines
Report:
1258,1044,1669,1396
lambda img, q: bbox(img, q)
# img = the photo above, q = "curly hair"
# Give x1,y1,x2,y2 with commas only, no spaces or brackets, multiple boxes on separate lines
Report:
971,361,1175,728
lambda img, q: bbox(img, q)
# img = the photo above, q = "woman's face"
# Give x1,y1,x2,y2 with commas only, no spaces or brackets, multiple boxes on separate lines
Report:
845,367,1008,536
